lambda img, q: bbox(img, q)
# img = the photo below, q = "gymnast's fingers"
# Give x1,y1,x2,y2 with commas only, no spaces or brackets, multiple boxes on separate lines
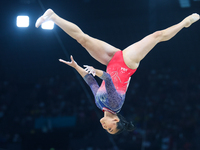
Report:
59,59,67,64
70,55,75,62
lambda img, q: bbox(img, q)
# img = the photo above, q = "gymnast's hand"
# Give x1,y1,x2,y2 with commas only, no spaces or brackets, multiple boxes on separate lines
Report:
83,65,96,76
59,55,78,68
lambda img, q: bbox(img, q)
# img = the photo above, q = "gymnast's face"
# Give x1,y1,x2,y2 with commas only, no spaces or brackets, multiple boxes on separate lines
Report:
100,116,119,134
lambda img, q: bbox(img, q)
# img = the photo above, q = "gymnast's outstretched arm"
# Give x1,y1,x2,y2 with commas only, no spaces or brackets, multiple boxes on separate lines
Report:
59,55,87,78
59,55,100,96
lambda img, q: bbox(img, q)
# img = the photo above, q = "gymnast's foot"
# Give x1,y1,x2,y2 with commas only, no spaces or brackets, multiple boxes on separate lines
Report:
184,13,200,28
35,9,54,28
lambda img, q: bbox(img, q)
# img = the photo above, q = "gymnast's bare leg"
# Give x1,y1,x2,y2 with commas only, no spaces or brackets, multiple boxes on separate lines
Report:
35,9,120,66
122,13,200,69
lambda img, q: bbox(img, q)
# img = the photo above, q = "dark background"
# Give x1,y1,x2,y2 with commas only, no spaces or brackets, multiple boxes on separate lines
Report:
0,0,200,150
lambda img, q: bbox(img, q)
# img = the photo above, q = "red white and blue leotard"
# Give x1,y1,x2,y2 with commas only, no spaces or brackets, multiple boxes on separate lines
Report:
84,51,137,114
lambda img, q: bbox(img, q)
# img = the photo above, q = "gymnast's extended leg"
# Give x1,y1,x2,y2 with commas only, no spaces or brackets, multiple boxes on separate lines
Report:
122,13,200,69
35,9,120,66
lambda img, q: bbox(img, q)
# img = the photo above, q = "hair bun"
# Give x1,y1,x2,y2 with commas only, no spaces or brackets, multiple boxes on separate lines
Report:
126,121,135,131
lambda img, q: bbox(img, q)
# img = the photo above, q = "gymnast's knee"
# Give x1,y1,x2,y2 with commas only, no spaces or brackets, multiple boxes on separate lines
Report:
152,31,164,42
76,33,89,46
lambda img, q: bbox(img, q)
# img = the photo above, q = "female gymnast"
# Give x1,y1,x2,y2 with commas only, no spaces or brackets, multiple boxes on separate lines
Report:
35,9,199,134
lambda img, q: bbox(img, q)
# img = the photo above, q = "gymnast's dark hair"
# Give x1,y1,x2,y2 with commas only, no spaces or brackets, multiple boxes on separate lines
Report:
114,113,135,135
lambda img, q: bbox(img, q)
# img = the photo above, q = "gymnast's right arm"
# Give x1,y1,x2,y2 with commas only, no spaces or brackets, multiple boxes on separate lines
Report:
59,55,99,96
59,55,88,78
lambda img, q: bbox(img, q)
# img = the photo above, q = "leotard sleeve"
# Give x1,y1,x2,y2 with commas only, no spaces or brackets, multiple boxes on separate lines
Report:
99,72,122,102
83,74,99,97
83,72,123,113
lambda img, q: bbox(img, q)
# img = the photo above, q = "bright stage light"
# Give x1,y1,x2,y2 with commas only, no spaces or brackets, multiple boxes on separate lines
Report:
41,21,54,30
16,16,29,27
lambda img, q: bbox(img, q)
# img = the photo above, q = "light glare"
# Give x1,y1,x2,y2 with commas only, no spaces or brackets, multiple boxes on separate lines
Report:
17,16,29,27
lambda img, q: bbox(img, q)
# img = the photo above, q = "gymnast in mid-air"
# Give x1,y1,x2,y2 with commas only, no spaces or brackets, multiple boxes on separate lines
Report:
35,8,199,134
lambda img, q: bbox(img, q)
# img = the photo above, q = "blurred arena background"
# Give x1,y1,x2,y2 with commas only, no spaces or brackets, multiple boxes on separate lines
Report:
0,0,200,149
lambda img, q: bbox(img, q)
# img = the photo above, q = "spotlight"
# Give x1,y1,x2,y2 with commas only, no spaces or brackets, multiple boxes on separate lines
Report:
41,21,54,30
16,16,29,27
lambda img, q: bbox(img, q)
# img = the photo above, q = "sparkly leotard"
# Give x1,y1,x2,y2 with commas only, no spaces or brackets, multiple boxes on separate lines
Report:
84,51,137,114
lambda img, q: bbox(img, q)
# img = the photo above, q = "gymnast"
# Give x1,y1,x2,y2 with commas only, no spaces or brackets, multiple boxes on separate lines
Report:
35,9,199,134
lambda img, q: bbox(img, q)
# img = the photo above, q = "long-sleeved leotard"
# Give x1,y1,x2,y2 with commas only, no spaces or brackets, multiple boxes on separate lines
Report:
83,51,137,114
84,72,124,114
